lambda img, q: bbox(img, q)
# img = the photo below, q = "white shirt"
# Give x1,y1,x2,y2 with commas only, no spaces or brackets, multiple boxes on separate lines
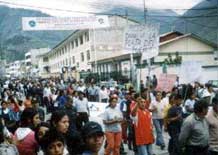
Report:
99,89,109,100
150,99,166,119
75,98,89,113
43,87,51,97
184,99,195,114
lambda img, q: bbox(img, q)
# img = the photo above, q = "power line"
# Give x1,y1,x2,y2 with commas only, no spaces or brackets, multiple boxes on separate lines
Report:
0,0,217,19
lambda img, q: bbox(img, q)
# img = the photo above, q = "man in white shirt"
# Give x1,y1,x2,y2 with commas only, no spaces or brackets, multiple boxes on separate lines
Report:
75,91,89,130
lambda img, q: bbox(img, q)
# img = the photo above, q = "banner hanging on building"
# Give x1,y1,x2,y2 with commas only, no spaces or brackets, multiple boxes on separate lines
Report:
156,73,177,92
123,24,160,59
22,16,110,31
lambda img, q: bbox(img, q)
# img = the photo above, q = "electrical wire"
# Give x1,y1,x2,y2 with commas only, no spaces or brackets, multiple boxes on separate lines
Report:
0,0,218,18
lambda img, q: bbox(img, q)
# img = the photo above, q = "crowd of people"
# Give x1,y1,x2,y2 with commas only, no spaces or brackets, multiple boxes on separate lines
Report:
0,76,217,155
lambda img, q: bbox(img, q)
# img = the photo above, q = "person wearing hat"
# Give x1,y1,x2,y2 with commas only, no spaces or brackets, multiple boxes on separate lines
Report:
206,97,218,155
81,121,104,155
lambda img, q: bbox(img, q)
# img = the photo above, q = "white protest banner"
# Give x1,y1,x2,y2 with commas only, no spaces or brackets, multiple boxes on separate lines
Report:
180,61,202,83
22,16,110,31
156,74,177,92
123,24,159,59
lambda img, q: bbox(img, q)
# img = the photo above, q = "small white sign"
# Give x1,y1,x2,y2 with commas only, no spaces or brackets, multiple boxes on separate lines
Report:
123,24,159,59
180,61,202,83
22,16,110,31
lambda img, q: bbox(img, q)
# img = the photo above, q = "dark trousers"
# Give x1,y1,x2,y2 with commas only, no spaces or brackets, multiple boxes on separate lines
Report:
185,145,209,155
209,150,218,155
168,127,180,155
76,112,89,130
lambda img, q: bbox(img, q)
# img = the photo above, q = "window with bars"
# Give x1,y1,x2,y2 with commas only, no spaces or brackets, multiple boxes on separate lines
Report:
87,50,90,60
75,39,78,47
71,41,74,49
80,35,83,45
81,52,84,62
85,32,89,41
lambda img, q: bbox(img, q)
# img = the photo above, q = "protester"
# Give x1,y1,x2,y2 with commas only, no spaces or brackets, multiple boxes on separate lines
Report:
40,129,65,155
34,122,50,155
206,97,218,155
179,99,209,155
131,97,154,155
99,85,109,103
23,95,32,109
75,91,89,130
50,110,69,135
149,91,166,150
0,118,18,155
183,92,196,118
166,94,183,155
81,121,105,155
32,97,45,122
13,108,39,155
64,96,77,130
103,94,123,155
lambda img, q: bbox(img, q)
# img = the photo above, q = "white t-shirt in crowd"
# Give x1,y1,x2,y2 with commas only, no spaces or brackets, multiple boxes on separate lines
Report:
150,99,166,119
75,98,89,113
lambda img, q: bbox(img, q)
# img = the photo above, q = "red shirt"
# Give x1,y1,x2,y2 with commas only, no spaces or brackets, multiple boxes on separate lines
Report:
131,108,154,145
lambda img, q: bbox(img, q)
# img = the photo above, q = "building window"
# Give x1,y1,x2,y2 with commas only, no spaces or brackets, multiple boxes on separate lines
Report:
85,32,89,41
87,50,90,60
72,56,75,64
77,62,79,68
69,58,71,66
81,52,84,62
62,48,64,55
65,46,67,53
26,55,31,59
80,35,83,45
71,41,74,49
75,39,78,47
66,59,68,66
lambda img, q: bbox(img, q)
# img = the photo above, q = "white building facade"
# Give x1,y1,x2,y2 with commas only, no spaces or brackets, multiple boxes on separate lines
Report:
42,15,137,77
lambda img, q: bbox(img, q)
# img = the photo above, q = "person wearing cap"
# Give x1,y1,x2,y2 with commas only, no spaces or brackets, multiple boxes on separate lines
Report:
81,121,104,155
206,97,218,155
103,94,123,155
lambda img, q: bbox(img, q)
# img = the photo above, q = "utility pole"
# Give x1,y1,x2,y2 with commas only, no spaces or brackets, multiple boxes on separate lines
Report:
140,0,151,92
125,10,135,84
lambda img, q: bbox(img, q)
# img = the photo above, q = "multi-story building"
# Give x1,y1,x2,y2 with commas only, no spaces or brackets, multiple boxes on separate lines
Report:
25,48,50,76
41,15,217,84
42,15,137,77
5,60,25,78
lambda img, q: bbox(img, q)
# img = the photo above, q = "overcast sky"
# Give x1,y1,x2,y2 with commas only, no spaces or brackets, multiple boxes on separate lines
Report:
0,0,203,16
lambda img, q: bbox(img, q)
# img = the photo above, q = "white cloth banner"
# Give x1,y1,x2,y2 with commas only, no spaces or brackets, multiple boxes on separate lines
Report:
22,16,110,31
180,61,202,83
123,24,159,59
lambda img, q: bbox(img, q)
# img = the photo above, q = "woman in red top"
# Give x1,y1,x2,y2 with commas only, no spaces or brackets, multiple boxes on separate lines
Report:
131,97,154,155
